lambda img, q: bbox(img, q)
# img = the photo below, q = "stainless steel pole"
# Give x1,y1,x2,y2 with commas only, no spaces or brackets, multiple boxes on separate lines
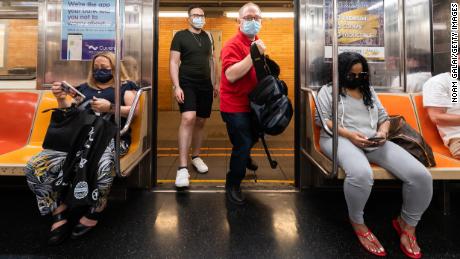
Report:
114,0,122,175
398,0,406,91
331,0,339,177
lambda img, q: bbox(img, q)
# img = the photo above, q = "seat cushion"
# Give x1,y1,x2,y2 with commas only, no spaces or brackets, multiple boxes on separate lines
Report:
0,92,39,155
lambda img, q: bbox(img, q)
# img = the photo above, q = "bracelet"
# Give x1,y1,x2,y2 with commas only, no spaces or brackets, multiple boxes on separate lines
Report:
109,102,114,113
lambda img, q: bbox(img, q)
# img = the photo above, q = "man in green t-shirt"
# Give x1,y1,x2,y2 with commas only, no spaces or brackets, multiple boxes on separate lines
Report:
169,6,219,188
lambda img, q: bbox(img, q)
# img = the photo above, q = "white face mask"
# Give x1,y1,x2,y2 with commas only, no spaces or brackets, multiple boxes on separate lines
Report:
191,17,205,29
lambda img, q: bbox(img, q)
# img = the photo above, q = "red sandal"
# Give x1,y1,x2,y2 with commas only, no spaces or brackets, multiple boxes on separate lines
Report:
354,229,387,257
392,219,422,259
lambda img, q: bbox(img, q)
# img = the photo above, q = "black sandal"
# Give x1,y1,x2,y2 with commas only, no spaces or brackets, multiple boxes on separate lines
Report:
71,210,101,239
48,211,70,245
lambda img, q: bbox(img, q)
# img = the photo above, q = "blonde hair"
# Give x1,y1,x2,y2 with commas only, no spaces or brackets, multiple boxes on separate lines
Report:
87,51,130,88
122,56,139,83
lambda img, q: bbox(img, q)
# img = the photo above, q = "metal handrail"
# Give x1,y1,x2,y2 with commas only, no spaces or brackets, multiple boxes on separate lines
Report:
121,86,152,136
308,89,334,137
301,87,334,136
301,87,337,179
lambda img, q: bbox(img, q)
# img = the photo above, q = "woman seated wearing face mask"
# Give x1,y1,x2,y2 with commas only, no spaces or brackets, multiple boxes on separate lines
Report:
25,51,138,245
316,52,432,258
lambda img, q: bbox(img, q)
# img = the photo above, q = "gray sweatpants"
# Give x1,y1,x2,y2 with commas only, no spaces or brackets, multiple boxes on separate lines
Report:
320,136,433,226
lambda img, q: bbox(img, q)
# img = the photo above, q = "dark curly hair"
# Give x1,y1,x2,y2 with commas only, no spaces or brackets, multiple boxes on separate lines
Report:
338,52,373,108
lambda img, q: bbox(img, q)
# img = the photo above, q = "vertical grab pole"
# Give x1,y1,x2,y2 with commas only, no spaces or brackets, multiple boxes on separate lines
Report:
331,0,339,177
398,0,406,91
114,0,122,175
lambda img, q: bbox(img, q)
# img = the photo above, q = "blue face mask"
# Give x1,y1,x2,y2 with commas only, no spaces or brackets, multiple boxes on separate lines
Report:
192,17,205,29
242,20,261,36
93,69,113,83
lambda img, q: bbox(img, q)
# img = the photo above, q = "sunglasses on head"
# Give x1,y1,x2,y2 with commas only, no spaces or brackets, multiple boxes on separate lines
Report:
346,72,369,80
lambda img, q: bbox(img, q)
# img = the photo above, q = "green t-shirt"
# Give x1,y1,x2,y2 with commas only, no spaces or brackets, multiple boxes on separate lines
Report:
170,29,213,82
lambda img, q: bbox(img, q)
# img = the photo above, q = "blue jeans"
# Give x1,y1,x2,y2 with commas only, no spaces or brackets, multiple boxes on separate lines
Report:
221,112,258,186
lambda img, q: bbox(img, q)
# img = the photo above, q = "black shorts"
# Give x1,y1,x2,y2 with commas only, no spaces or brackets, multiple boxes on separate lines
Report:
178,80,213,118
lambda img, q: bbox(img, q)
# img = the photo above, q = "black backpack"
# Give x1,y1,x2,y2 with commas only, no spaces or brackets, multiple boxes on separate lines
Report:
249,44,293,168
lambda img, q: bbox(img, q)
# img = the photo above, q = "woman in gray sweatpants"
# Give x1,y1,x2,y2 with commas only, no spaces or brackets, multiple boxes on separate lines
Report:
315,52,432,257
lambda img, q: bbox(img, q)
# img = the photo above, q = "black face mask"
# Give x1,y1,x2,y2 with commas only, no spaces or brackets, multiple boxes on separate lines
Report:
93,69,113,83
345,72,368,89
345,78,365,89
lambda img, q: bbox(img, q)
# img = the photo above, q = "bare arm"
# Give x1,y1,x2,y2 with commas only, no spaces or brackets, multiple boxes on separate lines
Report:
91,96,135,118
427,107,460,126
325,120,373,146
213,53,219,87
377,120,390,137
121,90,139,117
224,54,253,84
326,120,352,138
169,50,181,88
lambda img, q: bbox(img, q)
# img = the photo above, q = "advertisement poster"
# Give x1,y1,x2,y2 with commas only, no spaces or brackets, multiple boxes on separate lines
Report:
61,0,122,60
325,0,385,61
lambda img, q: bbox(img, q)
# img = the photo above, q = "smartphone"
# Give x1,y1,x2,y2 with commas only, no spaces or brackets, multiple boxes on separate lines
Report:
61,81,86,99
368,136,385,142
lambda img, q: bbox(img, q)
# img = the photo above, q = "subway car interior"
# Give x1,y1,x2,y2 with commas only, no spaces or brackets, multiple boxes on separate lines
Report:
1,0,460,257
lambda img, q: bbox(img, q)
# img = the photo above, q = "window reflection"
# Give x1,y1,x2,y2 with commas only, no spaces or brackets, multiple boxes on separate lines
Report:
0,19,38,82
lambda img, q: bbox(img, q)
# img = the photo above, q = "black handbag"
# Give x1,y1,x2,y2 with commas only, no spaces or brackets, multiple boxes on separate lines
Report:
42,105,96,152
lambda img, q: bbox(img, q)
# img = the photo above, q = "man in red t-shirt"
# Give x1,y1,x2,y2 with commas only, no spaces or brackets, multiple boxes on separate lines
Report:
220,2,265,205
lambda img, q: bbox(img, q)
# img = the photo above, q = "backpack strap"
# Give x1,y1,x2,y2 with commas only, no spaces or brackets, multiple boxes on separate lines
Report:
250,44,270,81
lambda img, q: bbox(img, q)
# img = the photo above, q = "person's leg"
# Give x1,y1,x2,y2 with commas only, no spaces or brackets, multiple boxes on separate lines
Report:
177,85,198,168
367,141,433,255
25,149,69,244
191,87,213,158
320,136,384,254
80,141,116,225
72,141,116,238
191,116,206,157
178,111,197,167
222,113,254,186
25,149,68,217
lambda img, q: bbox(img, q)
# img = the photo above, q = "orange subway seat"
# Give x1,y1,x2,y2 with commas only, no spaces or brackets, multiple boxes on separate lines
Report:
377,93,420,132
309,95,321,151
0,92,39,156
412,94,453,158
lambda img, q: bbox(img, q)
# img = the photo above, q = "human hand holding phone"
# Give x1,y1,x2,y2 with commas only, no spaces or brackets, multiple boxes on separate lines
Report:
61,81,85,101
367,132,387,147
51,82,67,101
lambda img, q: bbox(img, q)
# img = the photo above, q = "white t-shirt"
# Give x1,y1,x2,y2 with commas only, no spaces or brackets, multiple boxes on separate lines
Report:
423,72,460,146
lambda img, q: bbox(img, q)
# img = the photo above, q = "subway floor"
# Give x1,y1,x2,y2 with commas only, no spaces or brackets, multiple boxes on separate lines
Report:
1,188,459,258
157,111,295,183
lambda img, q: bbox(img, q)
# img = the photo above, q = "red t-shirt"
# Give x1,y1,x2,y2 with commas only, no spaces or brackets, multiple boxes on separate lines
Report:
220,30,259,113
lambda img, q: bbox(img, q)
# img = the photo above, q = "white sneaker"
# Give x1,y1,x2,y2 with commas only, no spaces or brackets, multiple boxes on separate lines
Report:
175,168,190,187
191,157,209,174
